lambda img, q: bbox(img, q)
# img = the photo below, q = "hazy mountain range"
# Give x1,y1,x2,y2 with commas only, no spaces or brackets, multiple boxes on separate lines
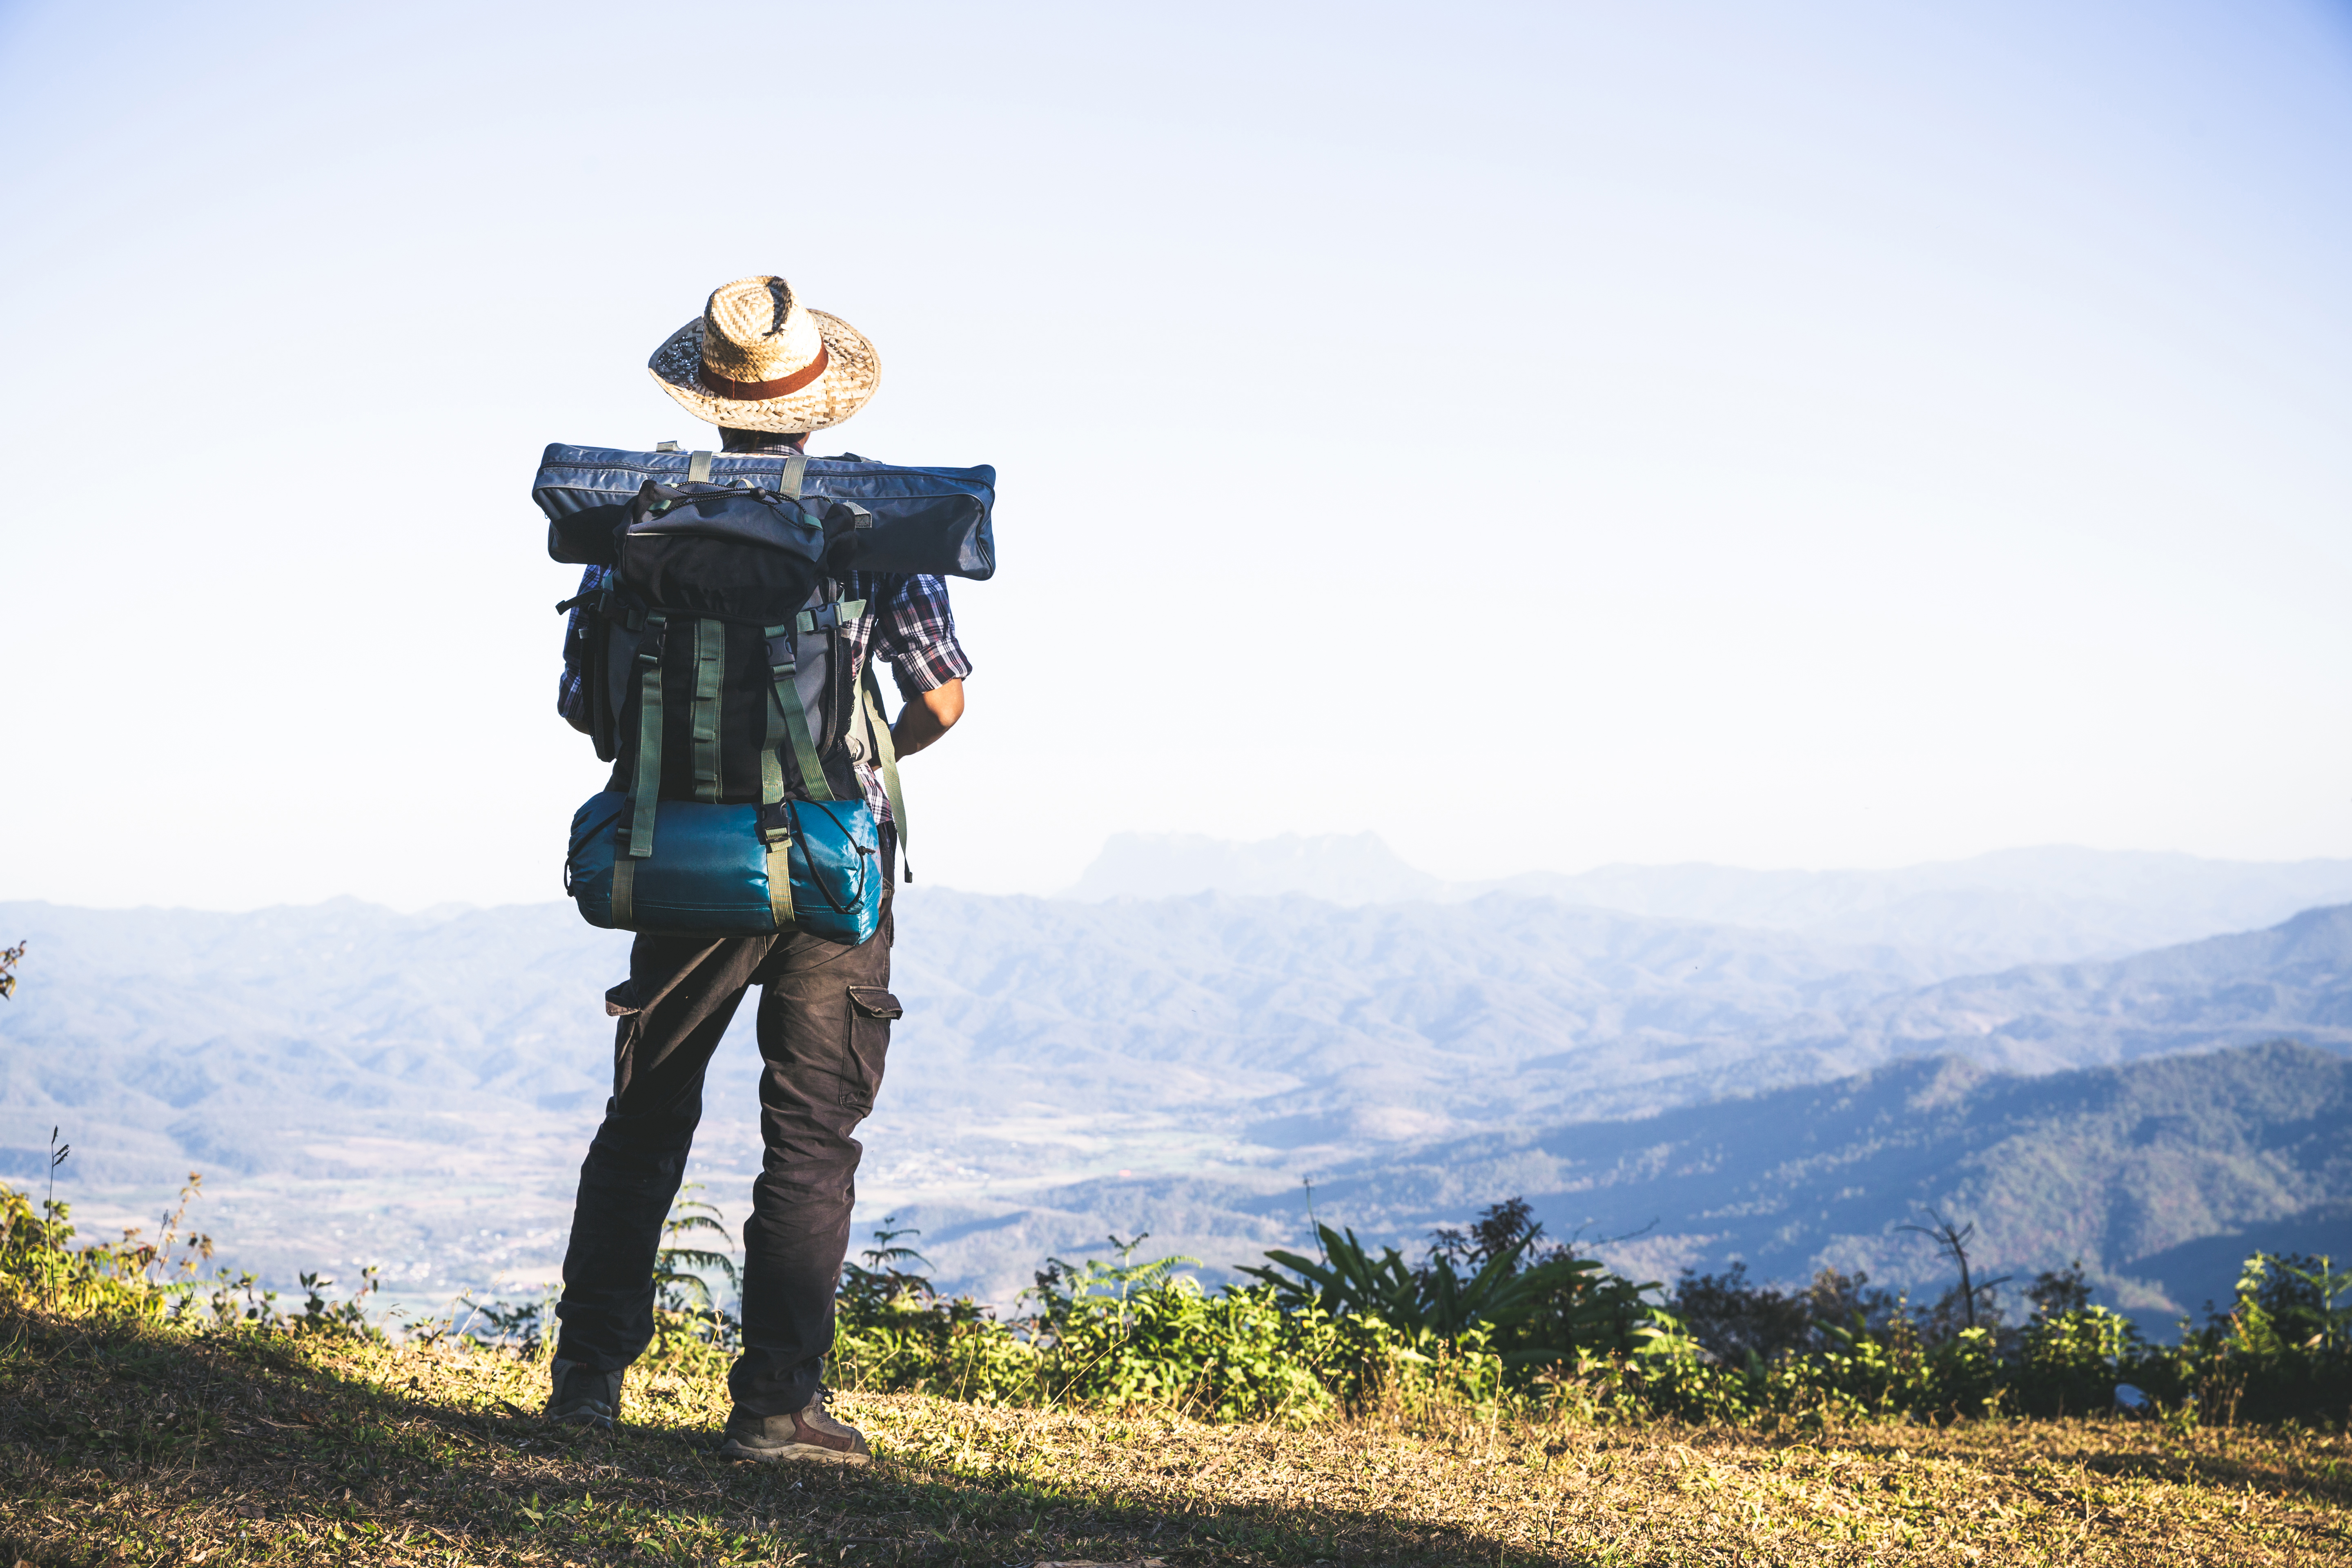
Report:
2,838,2347,1324
878,1040,2352,1338
1071,834,2352,970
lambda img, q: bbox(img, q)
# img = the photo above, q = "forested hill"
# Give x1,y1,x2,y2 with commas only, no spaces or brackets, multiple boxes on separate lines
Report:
1301,1038,2352,1334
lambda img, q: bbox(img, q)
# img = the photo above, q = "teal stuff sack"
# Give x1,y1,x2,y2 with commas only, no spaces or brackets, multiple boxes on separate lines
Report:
567,790,882,944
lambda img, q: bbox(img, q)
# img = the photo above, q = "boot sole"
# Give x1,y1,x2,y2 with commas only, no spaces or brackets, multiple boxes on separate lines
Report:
719,1437,870,1466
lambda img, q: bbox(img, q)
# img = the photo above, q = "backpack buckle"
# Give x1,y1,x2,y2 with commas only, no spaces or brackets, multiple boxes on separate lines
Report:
756,800,795,844
764,633,796,670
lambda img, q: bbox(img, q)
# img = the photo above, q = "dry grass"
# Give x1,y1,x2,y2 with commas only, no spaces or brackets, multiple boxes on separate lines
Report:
3,1304,2348,1566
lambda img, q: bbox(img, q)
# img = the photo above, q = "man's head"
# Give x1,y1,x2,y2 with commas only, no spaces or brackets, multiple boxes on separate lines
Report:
649,274,878,435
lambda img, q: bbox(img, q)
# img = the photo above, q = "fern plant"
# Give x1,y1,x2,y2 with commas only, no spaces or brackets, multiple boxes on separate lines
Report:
1031,1233,1203,1338
838,1214,938,1319
651,1183,741,1346
1238,1221,1647,1364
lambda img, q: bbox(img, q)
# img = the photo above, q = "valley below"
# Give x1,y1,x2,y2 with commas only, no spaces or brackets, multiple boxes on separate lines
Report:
3,840,2349,1333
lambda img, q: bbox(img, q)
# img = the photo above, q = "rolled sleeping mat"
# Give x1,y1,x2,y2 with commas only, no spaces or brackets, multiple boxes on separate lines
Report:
534,443,995,581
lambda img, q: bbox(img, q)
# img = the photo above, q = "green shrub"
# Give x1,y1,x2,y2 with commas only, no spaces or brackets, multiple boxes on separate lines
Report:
831,1230,1503,1421
2015,1304,2140,1417
0,1170,381,1338
0,1167,208,1321
1240,1213,1665,1368
2153,1251,2352,1425
803,1214,2352,1429
8,1166,2348,1430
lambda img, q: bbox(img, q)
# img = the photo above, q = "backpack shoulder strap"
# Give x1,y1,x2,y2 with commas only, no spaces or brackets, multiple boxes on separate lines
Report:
761,624,834,803
612,610,670,926
688,618,726,802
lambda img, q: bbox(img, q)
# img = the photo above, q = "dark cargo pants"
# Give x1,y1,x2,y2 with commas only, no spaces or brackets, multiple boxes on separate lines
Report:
552,871,895,1417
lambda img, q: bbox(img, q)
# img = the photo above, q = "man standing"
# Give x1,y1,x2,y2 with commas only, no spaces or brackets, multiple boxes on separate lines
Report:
543,275,969,1463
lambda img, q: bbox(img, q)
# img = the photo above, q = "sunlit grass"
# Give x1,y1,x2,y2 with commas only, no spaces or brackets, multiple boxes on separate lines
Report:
4,1301,2348,1567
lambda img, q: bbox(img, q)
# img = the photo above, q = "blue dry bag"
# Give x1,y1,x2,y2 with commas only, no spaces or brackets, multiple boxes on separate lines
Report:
566,792,882,944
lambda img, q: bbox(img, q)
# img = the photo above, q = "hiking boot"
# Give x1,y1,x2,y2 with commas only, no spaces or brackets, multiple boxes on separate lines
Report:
545,1359,624,1430
717,1390,870,1465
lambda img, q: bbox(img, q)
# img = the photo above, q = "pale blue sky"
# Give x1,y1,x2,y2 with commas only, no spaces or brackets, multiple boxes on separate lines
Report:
4,0,2350,906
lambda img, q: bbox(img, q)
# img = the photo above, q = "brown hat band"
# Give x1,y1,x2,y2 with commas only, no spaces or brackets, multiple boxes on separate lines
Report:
696,341,830,400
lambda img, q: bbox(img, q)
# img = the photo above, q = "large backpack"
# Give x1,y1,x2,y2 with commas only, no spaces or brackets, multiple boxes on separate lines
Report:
535,445,994,941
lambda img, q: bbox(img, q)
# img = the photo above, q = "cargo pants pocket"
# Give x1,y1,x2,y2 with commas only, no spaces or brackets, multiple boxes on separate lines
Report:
840,987,901,1118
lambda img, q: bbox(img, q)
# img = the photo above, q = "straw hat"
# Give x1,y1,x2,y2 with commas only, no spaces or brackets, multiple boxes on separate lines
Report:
647,275,880,432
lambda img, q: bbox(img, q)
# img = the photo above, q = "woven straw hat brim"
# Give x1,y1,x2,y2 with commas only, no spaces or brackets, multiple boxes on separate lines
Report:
648,308,880,432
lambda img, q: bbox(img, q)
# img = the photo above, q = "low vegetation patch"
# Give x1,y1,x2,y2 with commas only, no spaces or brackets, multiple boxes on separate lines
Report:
825,1200,2352,1431
5,1288,2351,1565
4,1178,2350,1563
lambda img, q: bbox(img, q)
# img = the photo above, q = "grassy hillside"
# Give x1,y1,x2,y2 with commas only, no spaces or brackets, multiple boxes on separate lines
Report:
8,1301,2350,1567
5,1160,2350,1566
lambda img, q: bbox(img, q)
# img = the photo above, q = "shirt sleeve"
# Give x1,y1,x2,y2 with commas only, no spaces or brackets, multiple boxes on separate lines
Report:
557,565,600,734
873,572,972,695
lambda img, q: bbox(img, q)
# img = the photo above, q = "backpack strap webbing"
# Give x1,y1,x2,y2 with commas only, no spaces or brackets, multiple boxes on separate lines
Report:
775,452,807,501
761,810,796,931
614,611,670,927
761,626,833,802
612,851,636,928
795,598,864,636
754,623,800,932
689,617,726,801
624,613,669,855
861,665,910,882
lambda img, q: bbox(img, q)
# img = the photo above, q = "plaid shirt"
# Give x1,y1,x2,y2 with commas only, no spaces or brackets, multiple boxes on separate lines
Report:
559,566,969,824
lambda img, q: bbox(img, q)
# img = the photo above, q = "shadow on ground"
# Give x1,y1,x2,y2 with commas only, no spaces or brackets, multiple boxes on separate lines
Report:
0,1305,1528,1566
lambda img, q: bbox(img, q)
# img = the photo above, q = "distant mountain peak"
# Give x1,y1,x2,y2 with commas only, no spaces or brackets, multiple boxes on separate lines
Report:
1057,837,2352,967
1060,831,1441,905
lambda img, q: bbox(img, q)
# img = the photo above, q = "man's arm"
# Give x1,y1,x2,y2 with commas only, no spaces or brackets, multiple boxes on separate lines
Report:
874,572,971,759
891,677,963,757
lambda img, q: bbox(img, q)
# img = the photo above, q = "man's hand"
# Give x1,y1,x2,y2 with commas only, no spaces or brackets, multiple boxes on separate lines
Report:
891,678,963,758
